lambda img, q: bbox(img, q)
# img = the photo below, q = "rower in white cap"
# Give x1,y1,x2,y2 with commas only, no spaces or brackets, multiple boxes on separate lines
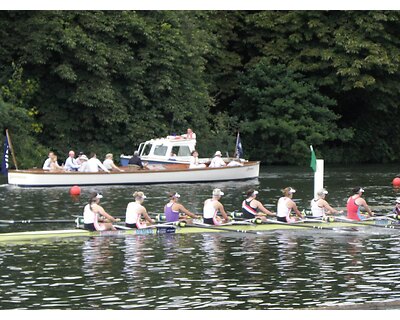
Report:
125,191,155,228
310,188,343,218
203,188,230,225
346,187,373,221
242,189,275,221
83,192,120,231
276,187,303,223
164,192,199,222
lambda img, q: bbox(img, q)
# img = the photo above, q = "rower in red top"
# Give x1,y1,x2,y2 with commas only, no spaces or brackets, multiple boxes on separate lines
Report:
346,187,374,221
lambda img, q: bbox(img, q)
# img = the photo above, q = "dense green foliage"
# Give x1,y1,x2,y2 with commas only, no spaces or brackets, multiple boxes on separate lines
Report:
0,11,400,168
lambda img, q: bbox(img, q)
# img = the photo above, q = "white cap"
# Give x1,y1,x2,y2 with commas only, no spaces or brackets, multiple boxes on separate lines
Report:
289,187,296,194
171,192,180,198
253,190,259,195
96,193,103,199
80,155,88,161
213,188,224,196
215,151,222,156
317,188,328,196
396,197,400,204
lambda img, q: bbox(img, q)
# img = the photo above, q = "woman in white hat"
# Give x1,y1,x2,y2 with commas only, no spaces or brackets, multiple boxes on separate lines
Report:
242,189,275,221
310,188,342,218
164,192,199,222
203,188,230,225
346,187,374,221
83,192,120,231
209,151,226,168
125,191,154,228
276,187,303,223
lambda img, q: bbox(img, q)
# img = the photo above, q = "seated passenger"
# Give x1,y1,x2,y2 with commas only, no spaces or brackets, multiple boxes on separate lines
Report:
189,150,206,169
65,150,80,171
128,151,144,169
181,128,196,140
85,153,110,173
49,155,64,172
227,160,243,167
209,151,226,168
103,153,124,172
43,151,55,171
78,155,89,172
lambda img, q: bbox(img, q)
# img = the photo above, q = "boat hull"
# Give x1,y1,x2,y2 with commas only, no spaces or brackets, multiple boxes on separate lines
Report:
7,161,260,187
0,219,394,244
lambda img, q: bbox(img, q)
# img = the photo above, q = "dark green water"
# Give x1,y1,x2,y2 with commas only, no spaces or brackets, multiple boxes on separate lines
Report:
1,164,400,309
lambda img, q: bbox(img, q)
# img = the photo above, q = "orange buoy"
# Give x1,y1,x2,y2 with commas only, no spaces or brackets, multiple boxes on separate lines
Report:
392,177,400,187
70,185,81,196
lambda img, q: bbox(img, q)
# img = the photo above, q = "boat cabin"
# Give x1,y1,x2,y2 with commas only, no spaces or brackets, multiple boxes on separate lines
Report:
120,136,197,165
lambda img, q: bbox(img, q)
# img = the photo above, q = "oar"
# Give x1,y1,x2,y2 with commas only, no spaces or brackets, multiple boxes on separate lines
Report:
333,216,400,229
182,222,261,234
264,219,334,230
0,219,77,225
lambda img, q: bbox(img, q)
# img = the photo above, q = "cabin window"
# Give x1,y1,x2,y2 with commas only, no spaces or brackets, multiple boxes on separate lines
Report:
172,146,191,157
154,145,168,156
142,144,152,156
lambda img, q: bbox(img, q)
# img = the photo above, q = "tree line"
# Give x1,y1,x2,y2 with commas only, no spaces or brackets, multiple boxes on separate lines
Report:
0,11,399,168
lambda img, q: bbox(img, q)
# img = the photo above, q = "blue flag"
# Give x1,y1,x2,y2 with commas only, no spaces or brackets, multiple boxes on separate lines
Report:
235,132,243,158
1,134,9,176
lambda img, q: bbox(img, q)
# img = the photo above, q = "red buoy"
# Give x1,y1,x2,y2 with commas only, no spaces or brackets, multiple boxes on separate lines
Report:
70,185,81,196
392,177,400,187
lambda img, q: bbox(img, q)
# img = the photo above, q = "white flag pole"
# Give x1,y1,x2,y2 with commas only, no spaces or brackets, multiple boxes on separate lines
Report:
314,159,324,198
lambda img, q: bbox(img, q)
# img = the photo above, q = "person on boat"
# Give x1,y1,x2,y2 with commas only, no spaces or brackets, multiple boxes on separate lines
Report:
65,150,80,171
227,159,243,167
49,155,64,171
83,192,119,231
164,192,199,222
42,151,55,171
209,151,226,168
85,153,110,173
125,191,155,228
203,188,230,225
346,187,374,221
128,151,144,169
276,187,303,223
78,154,89,172
181,128,196,140
310,188,343,218
392,198,400,218
242,189,275,221
189,150,206,169
103,153,124,172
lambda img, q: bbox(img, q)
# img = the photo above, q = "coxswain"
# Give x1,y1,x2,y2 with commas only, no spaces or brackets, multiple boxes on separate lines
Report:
83,192,119,231
203,188,230,225
310,188,343,218
164,192,199,222
125,191,155,228
242,189,275,221
276,187,303,223
346,187,373,220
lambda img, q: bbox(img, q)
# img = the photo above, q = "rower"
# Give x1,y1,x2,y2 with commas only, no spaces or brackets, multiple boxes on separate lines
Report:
164,192,199,222
203,188,230,225
242,189,275,221
125,191,155,228
276,187,303,223
310,188,343,218
393,197,400,218
83,192,119,231
346,187,374,221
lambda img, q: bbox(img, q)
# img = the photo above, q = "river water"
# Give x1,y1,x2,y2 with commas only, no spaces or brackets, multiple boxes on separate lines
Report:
0,164,400,310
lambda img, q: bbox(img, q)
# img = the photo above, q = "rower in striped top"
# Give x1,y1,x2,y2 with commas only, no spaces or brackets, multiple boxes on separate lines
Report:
242,189,275,221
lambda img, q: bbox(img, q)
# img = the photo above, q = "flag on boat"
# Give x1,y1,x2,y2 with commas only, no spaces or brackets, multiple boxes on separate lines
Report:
235,132,243,158
310,145,317,172
1,134,9,176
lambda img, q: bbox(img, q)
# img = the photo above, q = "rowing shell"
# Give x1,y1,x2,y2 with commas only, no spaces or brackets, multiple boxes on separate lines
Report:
0,219,398,244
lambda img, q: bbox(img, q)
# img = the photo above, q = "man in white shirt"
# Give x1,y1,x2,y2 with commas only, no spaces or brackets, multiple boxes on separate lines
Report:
85,153,110,173
64,150,80,171
209,151,226,168
181,128,196,140
42,151,55,171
